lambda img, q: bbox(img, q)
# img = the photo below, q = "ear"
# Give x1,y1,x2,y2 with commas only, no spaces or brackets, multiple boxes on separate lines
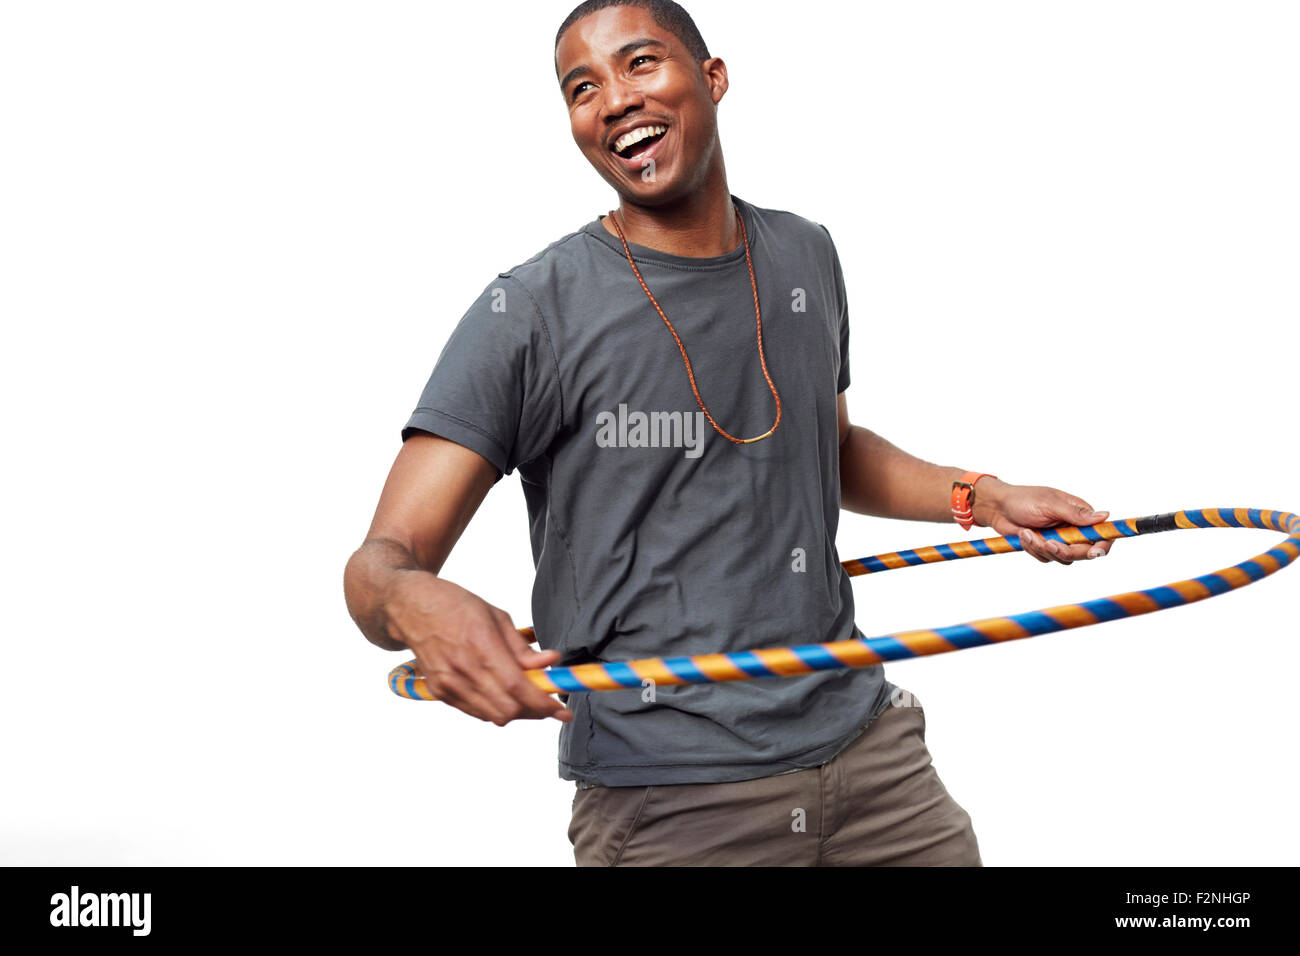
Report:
702,56,728,104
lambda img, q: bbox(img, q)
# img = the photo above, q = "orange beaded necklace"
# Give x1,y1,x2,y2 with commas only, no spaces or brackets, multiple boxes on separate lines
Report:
606,203,783,445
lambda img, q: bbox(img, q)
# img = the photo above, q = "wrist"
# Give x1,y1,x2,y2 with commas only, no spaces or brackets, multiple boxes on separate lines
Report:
970,476,1008,528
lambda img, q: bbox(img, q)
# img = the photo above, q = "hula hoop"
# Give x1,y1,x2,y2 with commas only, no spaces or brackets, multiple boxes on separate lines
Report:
388,507,1298,702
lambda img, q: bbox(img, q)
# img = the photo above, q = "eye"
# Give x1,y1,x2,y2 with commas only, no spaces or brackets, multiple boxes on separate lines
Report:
570,55,657,102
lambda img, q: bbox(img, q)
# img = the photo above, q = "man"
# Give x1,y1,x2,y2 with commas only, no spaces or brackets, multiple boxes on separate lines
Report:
343,0,1115,866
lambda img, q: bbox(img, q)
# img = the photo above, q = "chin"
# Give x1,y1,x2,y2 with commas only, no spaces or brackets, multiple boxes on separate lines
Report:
604,173,690,207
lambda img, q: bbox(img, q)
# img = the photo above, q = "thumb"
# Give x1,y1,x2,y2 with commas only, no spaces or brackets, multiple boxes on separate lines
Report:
1067,500,1109,526
514,647,561,669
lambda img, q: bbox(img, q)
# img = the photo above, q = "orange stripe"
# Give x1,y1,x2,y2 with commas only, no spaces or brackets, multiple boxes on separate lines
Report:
1175,512,1197,530
1261,509,1276,530
1168,578,1212,602
823,640,883,668
913,546,948,563
1204,508,1231,528
681,653,749,683
1254,552,1280,573
564,663,626,692
1278,540,1300,558
967,617,1031,642
892,630,958,655
530,672,561,694
949,540,982,558
1055,527,1091,545
843,558,870,576
878,553,913,570
1234,508,1252,527
1215,567,1251,588
1041,604,1100,628
752,647,817,676
627,659,690,687
1109,591,1162,614
987,537,1018,554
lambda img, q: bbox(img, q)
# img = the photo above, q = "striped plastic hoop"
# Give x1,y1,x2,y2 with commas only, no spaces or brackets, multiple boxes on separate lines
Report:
388,507,1298,702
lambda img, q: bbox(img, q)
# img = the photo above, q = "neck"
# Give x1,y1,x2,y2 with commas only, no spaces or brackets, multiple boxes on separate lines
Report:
602,173,739,258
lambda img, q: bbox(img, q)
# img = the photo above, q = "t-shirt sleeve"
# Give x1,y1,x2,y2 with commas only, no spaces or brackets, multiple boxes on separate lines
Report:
819,224,851,394
401,274,562,483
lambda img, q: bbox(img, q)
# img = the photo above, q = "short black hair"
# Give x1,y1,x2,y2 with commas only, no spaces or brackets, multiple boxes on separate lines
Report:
555,0,712,69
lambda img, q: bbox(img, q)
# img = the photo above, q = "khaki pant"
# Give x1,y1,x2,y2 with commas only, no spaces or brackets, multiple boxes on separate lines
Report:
568,689,982,866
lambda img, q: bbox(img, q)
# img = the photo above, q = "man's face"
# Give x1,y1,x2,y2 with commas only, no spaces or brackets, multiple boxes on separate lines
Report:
556,6,726,204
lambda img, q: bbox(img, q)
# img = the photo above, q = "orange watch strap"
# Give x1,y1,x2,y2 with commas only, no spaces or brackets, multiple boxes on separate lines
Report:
951,471,998,531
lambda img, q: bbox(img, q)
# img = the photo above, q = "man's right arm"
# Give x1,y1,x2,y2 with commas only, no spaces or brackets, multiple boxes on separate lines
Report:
343,432,571,725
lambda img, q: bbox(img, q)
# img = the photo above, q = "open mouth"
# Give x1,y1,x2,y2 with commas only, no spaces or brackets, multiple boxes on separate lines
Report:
611,124,669,162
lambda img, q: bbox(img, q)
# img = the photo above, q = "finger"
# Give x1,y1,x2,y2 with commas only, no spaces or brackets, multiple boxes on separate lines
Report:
502,628,562,669
1064,500,1109,527
490,638,572,722
1086,538,1114,559
1059,541,1100,562
424,668,510,723
516,647,562,669
440,642,533,725
474,622,572,724
1018,528,1053,563
1042,536,1074,565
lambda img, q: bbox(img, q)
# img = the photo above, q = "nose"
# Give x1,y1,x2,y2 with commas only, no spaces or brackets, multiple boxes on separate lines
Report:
601,73,645,130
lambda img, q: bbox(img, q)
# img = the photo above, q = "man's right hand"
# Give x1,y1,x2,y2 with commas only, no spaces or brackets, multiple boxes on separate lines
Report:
383,571,573,726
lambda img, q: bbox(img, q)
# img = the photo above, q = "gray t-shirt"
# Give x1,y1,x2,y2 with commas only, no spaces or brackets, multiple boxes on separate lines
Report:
402,194,894,786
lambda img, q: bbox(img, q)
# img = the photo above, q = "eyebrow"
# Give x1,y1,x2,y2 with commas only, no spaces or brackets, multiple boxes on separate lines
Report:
559,38,668,95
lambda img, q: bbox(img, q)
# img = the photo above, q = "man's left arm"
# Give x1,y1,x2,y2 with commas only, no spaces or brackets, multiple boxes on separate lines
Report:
836,393,1114,564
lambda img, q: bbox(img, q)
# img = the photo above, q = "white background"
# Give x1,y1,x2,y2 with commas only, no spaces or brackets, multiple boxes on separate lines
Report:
2,0,1296,866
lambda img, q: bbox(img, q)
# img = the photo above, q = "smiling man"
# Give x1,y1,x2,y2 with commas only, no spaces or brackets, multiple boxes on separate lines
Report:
343,0,1115,866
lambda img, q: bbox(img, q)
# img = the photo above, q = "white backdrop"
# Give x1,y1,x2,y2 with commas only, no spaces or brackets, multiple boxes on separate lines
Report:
2,0,1296,866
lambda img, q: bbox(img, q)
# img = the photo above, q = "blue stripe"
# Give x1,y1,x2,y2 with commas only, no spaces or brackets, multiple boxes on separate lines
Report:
1247,508,1264,528
898,550,926,566
972,539,995,555
729,651,776,677
660,656,706,683
603,661,647,688
935,544,959,560
1236,560,1267,581
1078,598,1130,623
862,556,889,573
932,623,997,649
1143,586,1188,608
1185,509,1212,528
791,644,851,670
1193,572,1235,595
1008,610,1063,635
862,636,917,660
1266,546,1296,567
547,667,588,693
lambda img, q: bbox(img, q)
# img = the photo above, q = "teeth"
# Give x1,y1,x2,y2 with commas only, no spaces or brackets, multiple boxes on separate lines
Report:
613,125,667,155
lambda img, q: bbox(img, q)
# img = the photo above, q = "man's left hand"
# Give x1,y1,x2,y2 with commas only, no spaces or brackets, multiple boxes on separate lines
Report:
972,480,1114,565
